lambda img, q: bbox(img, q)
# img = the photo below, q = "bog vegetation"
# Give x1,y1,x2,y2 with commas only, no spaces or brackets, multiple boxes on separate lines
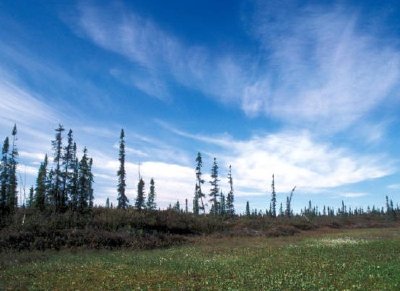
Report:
1,228,399,289
0,124,399,251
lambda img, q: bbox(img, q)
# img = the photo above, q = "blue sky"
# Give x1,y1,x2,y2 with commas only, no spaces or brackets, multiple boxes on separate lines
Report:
1,0,400,213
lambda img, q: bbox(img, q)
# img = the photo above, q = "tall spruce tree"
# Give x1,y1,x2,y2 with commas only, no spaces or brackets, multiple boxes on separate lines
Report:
0,137,9,216
209,157,220,215
69,155,79,211
51,124,65,211
270,174,276,218
135,178,145,210
226,165,235,216
34,154,48,211
8,124,18,213
77,147,93,212
117,129,129,209
195,152,205,213
146,178,156,210
62,129,75,207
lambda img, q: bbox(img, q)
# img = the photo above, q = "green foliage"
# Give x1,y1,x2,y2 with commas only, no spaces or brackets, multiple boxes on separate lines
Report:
1,229,399,290
209,157,220,215
226,165,235,216
135,178,146,211
195,152,205,214
270,174,276,218
146,178,156,210
117,129,128,209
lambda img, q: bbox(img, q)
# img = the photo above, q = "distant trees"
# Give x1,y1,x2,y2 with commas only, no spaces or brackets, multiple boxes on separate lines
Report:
117,129,129,209
28,125,94,213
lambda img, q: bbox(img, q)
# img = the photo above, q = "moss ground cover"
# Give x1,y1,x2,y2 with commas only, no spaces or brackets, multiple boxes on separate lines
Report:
1,228,399,290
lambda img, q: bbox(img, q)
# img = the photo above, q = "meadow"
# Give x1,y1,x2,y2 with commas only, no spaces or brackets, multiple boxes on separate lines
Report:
1,227,399,290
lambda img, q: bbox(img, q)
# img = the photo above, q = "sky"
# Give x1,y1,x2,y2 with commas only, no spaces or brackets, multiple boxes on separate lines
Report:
1,0,400,213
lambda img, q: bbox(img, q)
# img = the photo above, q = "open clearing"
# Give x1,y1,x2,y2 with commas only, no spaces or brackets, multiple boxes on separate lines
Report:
1,228,399,290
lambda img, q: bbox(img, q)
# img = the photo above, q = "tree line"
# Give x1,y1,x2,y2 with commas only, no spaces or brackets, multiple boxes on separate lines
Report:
1,124,399,224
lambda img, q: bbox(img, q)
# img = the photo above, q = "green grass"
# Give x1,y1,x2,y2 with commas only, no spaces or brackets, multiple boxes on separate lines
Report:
1,228,399,290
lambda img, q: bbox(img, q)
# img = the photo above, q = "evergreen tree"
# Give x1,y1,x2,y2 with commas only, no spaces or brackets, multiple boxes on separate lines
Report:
285,186,296,218
27,186,34,208
174,200,180,212
209,157,220,215
270,174,276,218
8,124,18,213
226,165,235,216
117,129,129,209
135,178,145,210
246,201,250,217
146,178,157,210
77,148,93,212
195,152,205,213
62,129,75,207
69,156,79,211
51,124,65,211
185,198,188,213
34,154,48,211
193,186,199,215
0,137,9,216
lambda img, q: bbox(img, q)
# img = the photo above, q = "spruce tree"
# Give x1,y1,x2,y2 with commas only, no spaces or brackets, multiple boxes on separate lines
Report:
135,178,145,210
51,124,65,211
226,165,235,216
270,174,276,218
246,201,250,217
77,148,93,212
8,124,18,213
117,129,129,209
195,152,205,213
0,137,9,216
146,178,156,210
209,157,220,215
285,186,295,218
69,156,79,211
34,154,48,211
62,129,75,207
27,186,34,208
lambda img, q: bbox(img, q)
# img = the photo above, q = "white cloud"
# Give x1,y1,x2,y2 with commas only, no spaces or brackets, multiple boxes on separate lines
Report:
75,3,247,103
249,4,400,131
338,192,368,198
161,125,393,196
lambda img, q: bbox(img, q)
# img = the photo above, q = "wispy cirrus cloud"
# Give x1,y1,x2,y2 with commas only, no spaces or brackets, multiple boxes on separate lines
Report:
247,2,400,131
75,2,400,134
75,2,247,103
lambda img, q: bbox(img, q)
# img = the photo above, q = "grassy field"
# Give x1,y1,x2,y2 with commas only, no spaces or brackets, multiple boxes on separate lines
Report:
1,228,399,290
